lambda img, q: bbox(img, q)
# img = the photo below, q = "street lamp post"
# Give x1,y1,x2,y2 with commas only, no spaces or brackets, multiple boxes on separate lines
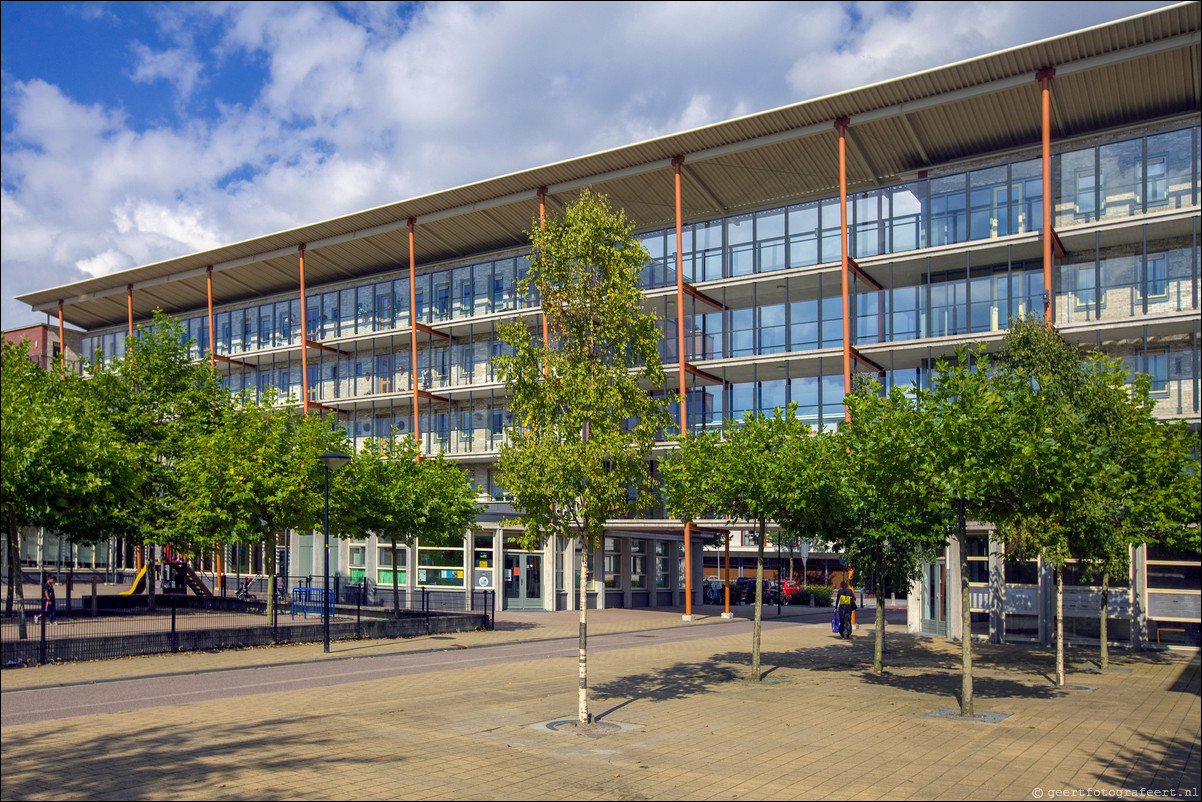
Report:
319,451,352,653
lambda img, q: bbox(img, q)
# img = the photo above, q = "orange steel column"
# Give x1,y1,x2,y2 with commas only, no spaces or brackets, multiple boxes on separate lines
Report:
206,266,216,369
57,300,65,363
835,118,852,418
298,246,310,414
127,284,134,338
408,218,421,446
1038,68,1055,325
673,155,693,618
538,187,549,360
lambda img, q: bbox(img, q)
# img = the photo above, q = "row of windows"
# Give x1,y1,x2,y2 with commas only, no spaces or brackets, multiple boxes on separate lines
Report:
82,125,1199,367
234,339,1192,457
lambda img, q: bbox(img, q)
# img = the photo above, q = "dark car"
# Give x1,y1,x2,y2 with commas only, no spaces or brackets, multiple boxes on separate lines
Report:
735,577,773,604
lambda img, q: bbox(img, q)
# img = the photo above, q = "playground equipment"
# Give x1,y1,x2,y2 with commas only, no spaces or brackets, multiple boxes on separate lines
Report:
117,561,214,596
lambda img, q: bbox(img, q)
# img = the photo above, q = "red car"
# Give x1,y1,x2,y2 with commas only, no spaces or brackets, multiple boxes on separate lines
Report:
776,580,802,602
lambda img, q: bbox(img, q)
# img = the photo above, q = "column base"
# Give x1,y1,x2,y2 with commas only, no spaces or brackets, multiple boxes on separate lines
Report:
720,612,735,619
681,614,696,622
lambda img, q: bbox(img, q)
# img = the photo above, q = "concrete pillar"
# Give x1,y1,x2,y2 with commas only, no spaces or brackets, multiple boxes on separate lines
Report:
946,537,963,642
1132,543,1148,650
1039,557,1055,647
989,537,1005,643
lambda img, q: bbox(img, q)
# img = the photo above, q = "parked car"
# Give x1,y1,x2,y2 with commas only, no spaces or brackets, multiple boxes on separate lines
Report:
735,577,775,605
776,580,801,603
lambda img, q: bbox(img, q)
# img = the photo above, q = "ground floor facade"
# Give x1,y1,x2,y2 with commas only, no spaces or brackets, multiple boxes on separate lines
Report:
909,530,1201,649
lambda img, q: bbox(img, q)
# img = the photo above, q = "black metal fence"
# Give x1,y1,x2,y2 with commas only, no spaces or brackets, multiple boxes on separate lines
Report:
1,587,495,668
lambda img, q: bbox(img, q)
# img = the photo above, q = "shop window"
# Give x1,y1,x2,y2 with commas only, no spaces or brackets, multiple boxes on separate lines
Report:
604,537,621,589
630,539,648,590
655,542,670,589
417,548,464,587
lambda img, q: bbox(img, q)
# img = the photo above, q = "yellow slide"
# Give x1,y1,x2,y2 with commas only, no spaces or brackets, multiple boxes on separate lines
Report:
117,564,148,595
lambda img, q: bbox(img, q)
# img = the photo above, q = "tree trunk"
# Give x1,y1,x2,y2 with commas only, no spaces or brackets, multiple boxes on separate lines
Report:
391,539,401,618
9,511,27,639
1099,571,1109,671
266,538,277,622
751,518,766,682
147,547,156,611
873,555,886,674
723,534,731,614
578,542,590,724
957,501,974,717
1056,567,1065,687
5,523,14,616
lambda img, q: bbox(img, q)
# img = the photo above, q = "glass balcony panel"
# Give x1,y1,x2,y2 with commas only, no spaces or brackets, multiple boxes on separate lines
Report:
819,200,843,264
929,174,967,247
1145,129,1194,210
820,295,842,348
853,190,884,258
787,202,820,268
758,303,786,354
756,209,786,273
727,214,754,277
888,182,924,253
1010,159,1042,235
1099,139,1141,220
969,166,1008,241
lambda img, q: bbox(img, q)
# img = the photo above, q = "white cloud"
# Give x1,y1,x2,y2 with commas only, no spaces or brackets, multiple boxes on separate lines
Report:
130,43,205,101
75,249,132,278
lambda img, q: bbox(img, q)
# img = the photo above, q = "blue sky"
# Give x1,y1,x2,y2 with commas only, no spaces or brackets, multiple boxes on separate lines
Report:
0,1,1175,330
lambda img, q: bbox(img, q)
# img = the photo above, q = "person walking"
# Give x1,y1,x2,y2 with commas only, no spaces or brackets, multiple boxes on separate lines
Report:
834,579,856,639
34,575,58,625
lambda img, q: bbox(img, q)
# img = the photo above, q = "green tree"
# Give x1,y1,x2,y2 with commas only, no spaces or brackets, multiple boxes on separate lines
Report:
837,380,952,674
917,343,1048,716
88,311,229,605
997,317,1200,674
493,190,671,725
332,436,480,616
1,339,138,636
665,405,821,681
173,391,348,618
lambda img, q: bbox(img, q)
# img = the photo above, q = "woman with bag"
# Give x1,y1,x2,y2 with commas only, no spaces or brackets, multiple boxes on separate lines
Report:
834,580,856,640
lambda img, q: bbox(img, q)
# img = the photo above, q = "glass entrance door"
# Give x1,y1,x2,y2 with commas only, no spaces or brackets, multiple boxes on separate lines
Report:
922,557,947,636
504,552,543,610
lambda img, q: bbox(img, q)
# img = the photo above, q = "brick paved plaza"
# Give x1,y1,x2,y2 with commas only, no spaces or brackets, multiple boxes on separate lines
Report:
1,608,1198,801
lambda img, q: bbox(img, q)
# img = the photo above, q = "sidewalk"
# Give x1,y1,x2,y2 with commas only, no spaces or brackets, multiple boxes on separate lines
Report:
2,607,1198,801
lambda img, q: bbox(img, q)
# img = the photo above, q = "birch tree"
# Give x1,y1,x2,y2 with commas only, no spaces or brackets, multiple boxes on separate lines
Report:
493,190,671,725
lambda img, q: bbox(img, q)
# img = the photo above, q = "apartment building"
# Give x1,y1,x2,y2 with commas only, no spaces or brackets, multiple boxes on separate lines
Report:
15,5,1199,638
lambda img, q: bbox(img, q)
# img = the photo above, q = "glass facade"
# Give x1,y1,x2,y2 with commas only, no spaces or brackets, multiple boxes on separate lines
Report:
77,122,1199,454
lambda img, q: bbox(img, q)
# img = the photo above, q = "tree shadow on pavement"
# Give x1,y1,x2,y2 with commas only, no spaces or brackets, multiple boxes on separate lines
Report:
1086,726,1201,792
0,714,403,801
491,620,543,632
590,659,744,720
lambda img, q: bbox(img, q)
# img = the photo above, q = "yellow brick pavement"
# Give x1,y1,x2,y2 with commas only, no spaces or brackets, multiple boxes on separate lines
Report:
1,609,1198,801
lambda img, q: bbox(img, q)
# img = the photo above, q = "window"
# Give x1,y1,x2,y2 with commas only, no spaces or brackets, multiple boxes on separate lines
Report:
604,537,621,589
417,548,464,587
377,545,408,586
655,542,670,589
1139,253,1168,300
488,469,511,501
1145,350,1169,396
1138,155,1168,206
1075,169,1096,217
1074,264,1099,311
630,539,648,590
349,545,366,583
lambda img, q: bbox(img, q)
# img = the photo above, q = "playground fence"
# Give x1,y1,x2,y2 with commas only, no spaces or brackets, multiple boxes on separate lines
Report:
1,586,495,668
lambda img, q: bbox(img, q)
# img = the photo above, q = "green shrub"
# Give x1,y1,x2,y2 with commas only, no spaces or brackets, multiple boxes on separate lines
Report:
790,586,833,607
